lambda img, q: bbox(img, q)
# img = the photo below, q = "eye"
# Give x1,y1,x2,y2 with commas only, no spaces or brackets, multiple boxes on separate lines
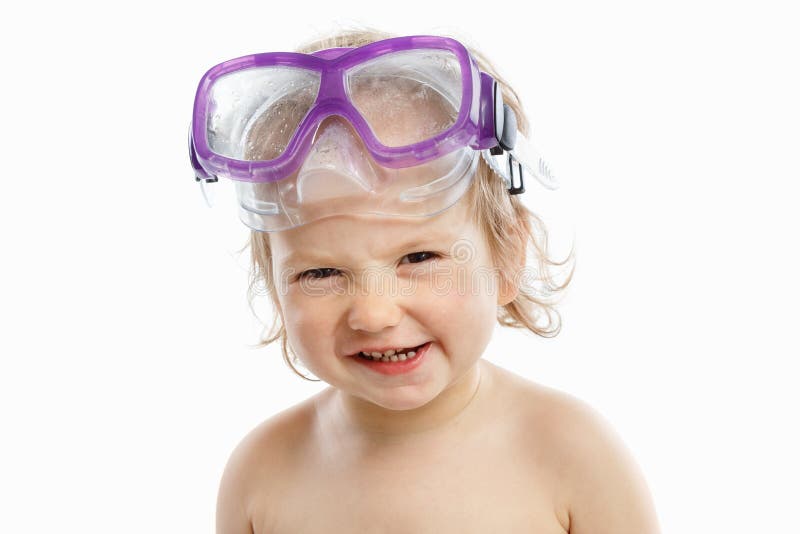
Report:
401,251,439,264
298,267,340,280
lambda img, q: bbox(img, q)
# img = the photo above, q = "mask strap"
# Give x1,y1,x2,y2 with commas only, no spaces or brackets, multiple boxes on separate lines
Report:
189,122,220,208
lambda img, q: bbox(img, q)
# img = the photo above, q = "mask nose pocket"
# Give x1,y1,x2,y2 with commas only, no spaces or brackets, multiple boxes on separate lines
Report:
295,120,381,204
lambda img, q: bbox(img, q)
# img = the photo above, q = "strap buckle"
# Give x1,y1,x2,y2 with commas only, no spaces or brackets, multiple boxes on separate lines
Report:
507,152,525,195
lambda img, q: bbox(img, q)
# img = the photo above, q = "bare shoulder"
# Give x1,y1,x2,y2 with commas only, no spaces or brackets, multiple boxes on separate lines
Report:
495,366,662,534
216,398,317,534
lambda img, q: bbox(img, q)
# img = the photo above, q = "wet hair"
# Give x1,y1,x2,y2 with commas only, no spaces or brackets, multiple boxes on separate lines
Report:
238,24,576,381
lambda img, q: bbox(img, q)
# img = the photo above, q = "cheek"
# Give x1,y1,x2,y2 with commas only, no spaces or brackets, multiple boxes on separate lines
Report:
281,293,338,340
282,302,339,367
430,260,499,304
452,264,499,327
412,266,496,327
415,291,494,360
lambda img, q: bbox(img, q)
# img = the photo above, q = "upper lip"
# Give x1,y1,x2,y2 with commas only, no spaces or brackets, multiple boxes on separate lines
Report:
347,341,428,356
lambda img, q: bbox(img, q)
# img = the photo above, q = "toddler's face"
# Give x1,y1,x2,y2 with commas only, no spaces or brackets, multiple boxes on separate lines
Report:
269,195,513,411
260,72,513,411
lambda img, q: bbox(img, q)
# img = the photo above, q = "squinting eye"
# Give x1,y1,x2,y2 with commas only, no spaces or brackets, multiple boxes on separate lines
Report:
402,251,439,264
299,267,339,280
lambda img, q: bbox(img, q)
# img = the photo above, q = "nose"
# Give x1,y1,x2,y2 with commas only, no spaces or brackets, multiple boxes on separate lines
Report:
346,278,403,333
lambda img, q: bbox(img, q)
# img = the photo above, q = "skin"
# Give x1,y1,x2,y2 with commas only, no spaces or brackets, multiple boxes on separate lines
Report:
217,358,664,533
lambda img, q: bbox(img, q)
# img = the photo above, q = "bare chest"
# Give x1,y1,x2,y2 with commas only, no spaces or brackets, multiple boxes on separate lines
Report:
251,440,567,534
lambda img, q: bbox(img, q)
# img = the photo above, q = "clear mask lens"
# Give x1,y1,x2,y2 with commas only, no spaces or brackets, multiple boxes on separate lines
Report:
345,49,463,147
204,49,464,163
206,66,321,160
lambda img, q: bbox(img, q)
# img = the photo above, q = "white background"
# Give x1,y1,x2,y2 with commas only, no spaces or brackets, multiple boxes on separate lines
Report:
1,1,798,532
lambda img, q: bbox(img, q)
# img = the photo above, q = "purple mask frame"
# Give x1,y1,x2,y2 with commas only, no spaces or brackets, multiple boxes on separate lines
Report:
189,35,504,184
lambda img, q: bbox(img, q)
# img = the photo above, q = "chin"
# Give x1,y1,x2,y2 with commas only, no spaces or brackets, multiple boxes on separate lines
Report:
370,384,442,411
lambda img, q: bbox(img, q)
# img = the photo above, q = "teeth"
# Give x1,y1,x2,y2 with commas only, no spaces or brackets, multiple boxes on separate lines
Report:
359,344,423,362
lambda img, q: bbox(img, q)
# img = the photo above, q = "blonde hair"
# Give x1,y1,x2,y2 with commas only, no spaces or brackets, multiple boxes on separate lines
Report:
239,25,576,381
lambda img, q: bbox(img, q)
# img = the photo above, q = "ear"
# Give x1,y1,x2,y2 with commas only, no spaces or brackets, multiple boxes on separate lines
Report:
496,240,525,307
497,270,520,307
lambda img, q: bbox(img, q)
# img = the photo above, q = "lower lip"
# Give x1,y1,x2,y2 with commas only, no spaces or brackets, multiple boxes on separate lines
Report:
350,342,432,376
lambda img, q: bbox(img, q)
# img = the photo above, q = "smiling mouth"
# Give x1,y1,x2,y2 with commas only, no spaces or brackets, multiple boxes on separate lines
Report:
352,342,428,361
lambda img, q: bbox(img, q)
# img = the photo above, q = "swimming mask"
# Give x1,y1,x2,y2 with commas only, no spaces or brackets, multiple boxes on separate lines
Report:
188,35,558,231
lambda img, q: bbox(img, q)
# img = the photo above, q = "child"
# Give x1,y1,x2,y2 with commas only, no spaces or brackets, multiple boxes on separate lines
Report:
190,27,661,534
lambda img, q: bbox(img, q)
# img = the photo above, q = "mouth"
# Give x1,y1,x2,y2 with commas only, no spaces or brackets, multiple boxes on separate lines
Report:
349,341,433,375
351,342,429,362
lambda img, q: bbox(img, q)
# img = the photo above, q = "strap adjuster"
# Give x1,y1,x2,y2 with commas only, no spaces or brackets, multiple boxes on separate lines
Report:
194,173,218,184
507,152,525,195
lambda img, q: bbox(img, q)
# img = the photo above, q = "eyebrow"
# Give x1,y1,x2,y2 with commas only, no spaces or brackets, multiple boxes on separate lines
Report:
278,231,456,269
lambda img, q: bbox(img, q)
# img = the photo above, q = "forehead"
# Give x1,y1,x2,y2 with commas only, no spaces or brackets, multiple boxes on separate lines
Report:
271,195,474,266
